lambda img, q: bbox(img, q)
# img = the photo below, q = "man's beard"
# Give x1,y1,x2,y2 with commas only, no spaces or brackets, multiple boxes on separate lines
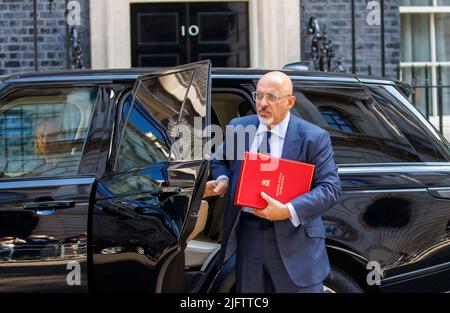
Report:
257,109,274,125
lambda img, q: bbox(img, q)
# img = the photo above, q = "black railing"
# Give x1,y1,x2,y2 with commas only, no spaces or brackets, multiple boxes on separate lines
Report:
399,64,449,135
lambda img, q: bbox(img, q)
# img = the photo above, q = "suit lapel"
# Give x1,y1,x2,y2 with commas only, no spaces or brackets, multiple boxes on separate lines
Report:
232,116,259,173
243,117,259,153
281,115,304,161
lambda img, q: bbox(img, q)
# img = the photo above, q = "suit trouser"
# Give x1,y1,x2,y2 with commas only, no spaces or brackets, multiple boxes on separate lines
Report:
236,212,324,293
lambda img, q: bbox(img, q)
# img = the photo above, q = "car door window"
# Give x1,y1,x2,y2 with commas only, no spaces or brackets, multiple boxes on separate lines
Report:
367,85,450,162
0,87,98,178
116,97,171,172
291,83,423,165
116,67,209,172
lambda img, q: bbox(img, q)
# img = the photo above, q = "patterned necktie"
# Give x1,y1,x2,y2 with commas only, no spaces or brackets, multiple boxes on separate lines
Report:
258,131,271,155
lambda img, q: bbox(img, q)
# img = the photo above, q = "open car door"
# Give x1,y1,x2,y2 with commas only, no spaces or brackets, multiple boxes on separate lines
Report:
91,61,212,292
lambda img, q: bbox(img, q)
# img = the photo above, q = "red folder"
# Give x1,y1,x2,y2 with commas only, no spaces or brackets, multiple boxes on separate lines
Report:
234,152,315,210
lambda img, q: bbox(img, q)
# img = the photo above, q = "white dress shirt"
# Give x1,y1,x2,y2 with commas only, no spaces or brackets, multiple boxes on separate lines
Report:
217,111,301,227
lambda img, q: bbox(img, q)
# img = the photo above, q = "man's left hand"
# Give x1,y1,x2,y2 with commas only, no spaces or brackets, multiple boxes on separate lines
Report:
253,192,291,221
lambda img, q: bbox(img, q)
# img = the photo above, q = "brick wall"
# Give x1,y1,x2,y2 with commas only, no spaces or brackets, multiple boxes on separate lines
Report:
0,0,90,74
300,0,400,79
1,0,401,77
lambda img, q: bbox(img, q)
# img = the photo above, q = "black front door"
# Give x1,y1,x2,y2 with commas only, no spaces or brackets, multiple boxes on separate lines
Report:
131,2,249,68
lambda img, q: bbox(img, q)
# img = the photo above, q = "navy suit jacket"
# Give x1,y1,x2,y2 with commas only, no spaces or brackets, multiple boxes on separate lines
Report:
211,113,342,287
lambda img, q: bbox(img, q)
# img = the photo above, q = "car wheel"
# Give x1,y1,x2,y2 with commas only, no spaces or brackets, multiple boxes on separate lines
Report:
323,266,364,293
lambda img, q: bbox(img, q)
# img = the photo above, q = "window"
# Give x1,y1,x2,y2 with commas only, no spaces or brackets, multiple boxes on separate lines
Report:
401,0,433,7
211,92,254,131
116,98,171,172
368,85,449,162
116,68,209,172
292,84,424,165
320,109,357,133
0,87,98,178
400,1,450,119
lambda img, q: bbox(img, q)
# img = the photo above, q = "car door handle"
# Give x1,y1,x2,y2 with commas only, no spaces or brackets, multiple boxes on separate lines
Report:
22,200,75,211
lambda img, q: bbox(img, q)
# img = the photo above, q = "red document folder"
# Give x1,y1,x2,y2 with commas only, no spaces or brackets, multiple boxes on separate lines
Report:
234,152,315,210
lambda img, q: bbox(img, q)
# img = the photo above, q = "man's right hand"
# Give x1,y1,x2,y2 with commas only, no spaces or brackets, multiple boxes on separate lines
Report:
203,179,228,198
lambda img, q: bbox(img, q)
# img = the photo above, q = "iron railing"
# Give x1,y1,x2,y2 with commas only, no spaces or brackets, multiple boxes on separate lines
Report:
399,64,449,135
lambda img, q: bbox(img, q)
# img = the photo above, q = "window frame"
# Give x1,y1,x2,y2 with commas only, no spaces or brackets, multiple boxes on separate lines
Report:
114,92,173,174
400,1,450,117
0,83,101,180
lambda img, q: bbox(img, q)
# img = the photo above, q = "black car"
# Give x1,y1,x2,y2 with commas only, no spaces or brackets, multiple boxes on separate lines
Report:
0,61,449,293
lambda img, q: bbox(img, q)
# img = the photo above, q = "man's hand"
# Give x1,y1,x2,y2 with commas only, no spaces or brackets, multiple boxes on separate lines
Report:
253,192,291,221
203,179,228,198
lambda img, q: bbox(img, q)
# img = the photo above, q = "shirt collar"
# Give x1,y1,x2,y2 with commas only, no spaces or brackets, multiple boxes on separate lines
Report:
257,111,291,139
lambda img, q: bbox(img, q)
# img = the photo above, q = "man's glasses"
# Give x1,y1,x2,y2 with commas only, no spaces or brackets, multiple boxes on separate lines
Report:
251,91,290,103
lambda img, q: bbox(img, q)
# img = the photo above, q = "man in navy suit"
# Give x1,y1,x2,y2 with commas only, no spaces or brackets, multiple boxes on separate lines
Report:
204,71,342,293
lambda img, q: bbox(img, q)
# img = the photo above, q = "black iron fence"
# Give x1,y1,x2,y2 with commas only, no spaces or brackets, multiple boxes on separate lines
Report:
398,65,449,136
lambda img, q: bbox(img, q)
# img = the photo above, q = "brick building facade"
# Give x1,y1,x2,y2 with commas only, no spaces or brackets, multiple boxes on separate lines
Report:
0,0,400,79
0,0,90,74
300,0,400,79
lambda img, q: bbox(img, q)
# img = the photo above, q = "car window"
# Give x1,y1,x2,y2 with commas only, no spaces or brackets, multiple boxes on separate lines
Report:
211,92,254,132
0,87,98,178
291,83,423,165
116,68,210,171
116,98,171,172
366,85,449,162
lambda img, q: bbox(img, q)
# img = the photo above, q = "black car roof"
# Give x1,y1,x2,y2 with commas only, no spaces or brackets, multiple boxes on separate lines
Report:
0,67,399,86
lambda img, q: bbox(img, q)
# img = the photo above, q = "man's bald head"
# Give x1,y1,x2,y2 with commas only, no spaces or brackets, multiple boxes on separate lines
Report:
254,71,296,128
257,71,293,96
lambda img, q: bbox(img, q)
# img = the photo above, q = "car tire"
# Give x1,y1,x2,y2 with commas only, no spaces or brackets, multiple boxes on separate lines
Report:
323,266,364,293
